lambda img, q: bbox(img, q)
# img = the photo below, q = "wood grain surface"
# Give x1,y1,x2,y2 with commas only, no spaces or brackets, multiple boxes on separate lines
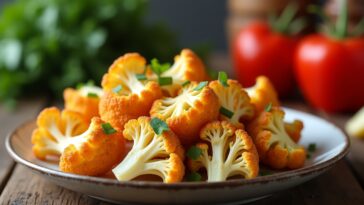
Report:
0,99,45,193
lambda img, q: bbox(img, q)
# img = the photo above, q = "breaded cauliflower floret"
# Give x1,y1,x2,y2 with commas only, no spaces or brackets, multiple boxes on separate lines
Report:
209,79,255,128
188,121,259,182
32,107,88,160
285,120,304,143
63,85,103,122
112,117,185,183
148,49,210,96
60,117,124,176
100,53,163,131
245,76,280,114
150,82,220,146
247,107,306,169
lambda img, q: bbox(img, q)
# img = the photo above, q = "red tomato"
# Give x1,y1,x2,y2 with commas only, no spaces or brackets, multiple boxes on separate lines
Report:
295,34,364,112
232,22,298,97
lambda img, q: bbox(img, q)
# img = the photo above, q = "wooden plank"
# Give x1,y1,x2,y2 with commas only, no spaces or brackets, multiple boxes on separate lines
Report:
0,166,107,205
254,160,364,205
0,99,46,193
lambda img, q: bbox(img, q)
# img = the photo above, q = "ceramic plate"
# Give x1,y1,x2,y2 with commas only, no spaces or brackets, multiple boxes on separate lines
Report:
6,108,349,205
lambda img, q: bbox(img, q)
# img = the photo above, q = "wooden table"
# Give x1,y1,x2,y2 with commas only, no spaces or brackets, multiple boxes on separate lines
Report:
0,55,364,204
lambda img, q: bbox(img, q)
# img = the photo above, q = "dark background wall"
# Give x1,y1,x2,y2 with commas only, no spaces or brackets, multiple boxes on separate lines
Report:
146,0,227,52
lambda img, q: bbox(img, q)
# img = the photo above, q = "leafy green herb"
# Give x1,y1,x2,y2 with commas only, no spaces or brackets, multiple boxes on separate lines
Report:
112,85,123,94
0,0,179,105
308,143,316,152
87,92,98,98
136,74,147,81
150,58,170,75
101,123,116,135
150,117,169,135
182,80,191,87
218,71,229,87
265,102,273,112
158,76,173,86
76,80,95,90
193,81,208,91
219,106,234,119
187,146,203,160
186,172,202,182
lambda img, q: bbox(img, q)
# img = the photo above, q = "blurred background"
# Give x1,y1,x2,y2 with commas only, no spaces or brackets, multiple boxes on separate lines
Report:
0,0,363,112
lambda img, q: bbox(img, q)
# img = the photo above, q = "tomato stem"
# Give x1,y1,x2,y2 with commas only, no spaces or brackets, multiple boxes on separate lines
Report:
335,0,348,39
307,5,335,34
269,3,306,35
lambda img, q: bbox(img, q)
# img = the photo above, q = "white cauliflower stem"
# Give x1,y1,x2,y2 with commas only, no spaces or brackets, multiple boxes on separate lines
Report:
189,121,259,182
32,108,89,159
112,117,184,183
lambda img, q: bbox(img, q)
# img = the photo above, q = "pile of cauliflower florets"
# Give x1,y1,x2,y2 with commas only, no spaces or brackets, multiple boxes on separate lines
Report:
31,49,307,183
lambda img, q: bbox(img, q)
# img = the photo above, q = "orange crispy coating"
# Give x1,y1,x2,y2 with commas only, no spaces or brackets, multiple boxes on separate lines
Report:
63,88,100,122
60,117,125,176
235,129,260,178
32,107,88,160
248,107,306,170
174,49,210,82
209,80,255,128
101,53,146,91
99,82,162,131
150,82,220,146
188,121,259,180
99,53,163,131
247,76,280,114
166,153,185,183
123,117,185,160
149,49,210,96
285,120,304,143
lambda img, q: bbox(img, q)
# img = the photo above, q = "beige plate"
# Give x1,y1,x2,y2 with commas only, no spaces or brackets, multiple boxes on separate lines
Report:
6,108,349,205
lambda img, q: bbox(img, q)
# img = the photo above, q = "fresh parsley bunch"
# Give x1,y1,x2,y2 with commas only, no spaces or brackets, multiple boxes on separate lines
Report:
0,0,179,106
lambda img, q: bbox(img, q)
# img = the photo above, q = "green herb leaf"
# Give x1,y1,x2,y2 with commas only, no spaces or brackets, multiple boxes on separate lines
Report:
112,85,123,94
265,102,273,112
150,117,169,135
87,92,99,98
193,81,208,91
182,80,190,87
101,123,116,135
76,80,95,90
218,71,229,87
150,58,170,76
136,74,147,81
158,76,173,86
308,143,316,152
186,172,202,182
187,146,203,160
219,106,234,119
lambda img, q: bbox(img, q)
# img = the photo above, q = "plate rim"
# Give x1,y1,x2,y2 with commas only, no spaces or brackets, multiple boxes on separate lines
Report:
5,108,350,190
